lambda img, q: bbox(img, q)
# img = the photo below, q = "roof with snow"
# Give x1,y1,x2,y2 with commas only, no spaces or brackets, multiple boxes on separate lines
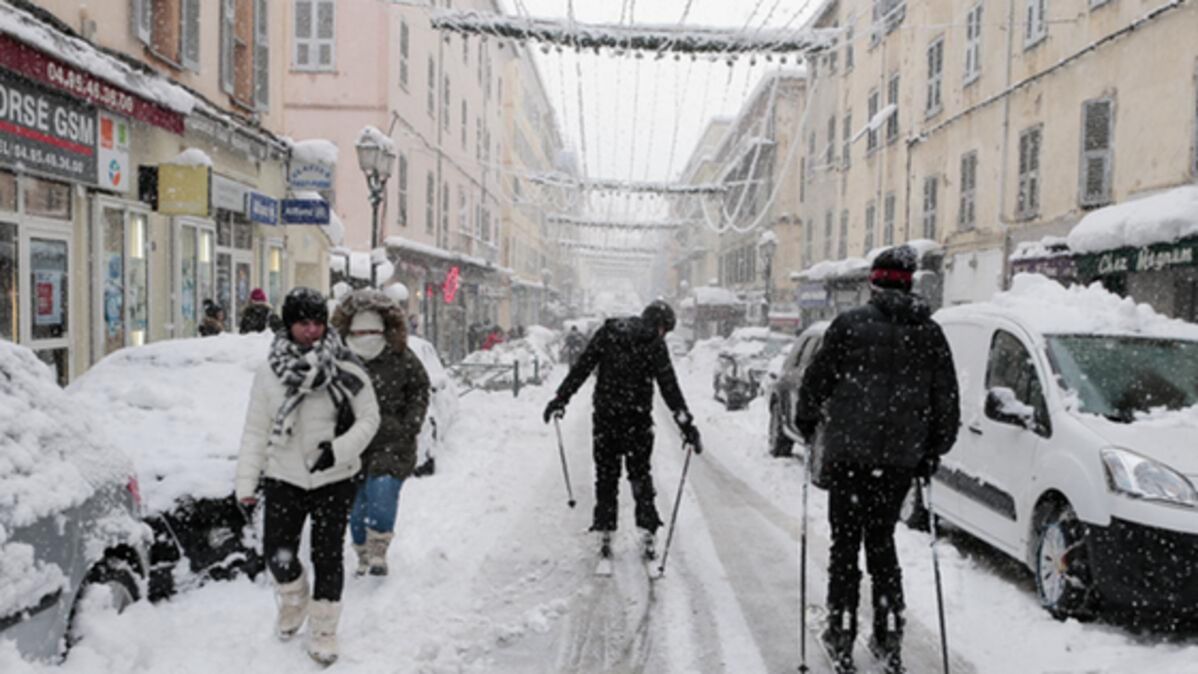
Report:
289,138,339,166
1067,185,1198,254
936,273,1198,340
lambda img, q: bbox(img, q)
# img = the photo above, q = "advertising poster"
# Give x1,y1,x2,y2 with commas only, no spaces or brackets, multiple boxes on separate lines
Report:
97,111,131,192
34,270,63,327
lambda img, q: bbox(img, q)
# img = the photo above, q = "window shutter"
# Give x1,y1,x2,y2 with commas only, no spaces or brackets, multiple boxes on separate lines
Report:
317,0,335,67
181,0,201,71
1081,100,1113,205
220,0,235,93
132,0,152,44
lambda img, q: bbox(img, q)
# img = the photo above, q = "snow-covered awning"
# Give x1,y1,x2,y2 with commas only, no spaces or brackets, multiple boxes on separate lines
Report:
792,240,943,282
385,236,496,270
1067,185,1198,254
692,286,742,306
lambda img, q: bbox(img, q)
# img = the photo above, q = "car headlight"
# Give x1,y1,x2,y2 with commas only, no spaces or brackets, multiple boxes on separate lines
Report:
1100,448,1198,508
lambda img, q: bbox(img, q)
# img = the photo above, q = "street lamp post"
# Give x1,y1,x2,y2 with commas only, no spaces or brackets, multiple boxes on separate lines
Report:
355,131,397,288
758,233,778,328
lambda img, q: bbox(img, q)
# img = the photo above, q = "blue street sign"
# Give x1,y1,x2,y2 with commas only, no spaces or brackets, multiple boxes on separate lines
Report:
280,198,330,225
248,192,278,224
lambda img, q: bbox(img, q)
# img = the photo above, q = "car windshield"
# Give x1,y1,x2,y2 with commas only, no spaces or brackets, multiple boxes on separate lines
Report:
1046,335,1198,422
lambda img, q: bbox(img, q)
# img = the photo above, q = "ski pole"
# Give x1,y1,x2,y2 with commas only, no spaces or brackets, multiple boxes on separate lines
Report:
797,437,812,673
552,416,577,508
657,441,694,578
924,478,951,674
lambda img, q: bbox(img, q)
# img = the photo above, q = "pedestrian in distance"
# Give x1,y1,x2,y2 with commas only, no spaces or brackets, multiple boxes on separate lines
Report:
482,325,505,351
234,287,381,665
199,299,225,336
563,326,586,367
240,287,284,334
796,245,960,674
542,300,702,562
331,289,430,577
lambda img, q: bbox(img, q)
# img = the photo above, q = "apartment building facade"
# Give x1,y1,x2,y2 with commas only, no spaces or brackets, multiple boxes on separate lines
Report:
2,0,332,382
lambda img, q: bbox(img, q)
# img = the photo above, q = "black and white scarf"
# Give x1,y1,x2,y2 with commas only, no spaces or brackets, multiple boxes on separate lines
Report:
267,328,359,446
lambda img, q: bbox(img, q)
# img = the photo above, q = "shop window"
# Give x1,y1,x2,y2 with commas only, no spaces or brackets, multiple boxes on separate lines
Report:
217,252,233,331
30,238,68,341
101,207,149,354
0,171,15,212
265,244,284,307
0,222,16,340
217,215,233,247
23,178,71,220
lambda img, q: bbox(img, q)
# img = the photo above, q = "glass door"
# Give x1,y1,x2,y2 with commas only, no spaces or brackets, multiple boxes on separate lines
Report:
0,221,16,342
262,240,285,308
24,230,70,384
217,251,233,331
234,252,252,328
97,201,150,356
176,220,215,337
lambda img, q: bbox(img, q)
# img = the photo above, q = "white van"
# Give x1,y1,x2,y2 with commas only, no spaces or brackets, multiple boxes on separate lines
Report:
924,274,1198,619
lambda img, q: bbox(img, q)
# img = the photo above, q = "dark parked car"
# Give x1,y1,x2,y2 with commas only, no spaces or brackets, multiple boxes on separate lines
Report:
712,328,795,410
766,322,829,456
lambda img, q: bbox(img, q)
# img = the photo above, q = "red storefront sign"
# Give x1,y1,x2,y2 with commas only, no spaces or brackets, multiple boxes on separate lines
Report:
442,266,461,304
0,33,184,134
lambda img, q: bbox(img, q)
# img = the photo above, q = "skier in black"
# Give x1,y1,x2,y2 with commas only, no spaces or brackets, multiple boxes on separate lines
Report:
543,301,702,560
797,246,959,674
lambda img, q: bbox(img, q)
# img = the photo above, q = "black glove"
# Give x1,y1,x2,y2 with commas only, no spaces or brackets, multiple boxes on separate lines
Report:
543,397,567,424
915,455,940,480
309,441,335,473
680,423,703,455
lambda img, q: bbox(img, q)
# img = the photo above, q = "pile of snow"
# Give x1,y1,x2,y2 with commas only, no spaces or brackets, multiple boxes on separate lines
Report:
792,257,868,281
692,286,741,306
458,328,559,388
66,334,272,515
1067,185,1198,254
938,273,1198,340
1011,235,1071,260
348,251,371,280
356,126,397,155
170,148,213,167
288,138,338,166
383,282,409,304
0,341,130,529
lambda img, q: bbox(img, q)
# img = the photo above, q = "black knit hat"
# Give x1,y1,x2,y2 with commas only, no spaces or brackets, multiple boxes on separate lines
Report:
282,287,328,329
870,245,918,291
642,300,677,334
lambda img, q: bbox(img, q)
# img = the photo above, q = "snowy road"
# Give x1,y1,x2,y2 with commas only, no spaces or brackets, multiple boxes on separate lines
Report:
6,351,1198,673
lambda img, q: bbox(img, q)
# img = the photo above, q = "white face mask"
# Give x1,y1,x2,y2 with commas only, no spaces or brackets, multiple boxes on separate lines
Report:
347,334,387,360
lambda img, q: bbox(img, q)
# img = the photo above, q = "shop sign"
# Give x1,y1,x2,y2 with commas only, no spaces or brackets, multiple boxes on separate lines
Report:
280,198,329,224
0,69,97,184
158,164,210,216
212,174,249,214
1077,238,1198,278
443,266,461,303
0,34,183,133
96,111,131,192
287,161,334,190
185,113,270,162
248,193,278,225
797,282,829,308
1010,255,1076,279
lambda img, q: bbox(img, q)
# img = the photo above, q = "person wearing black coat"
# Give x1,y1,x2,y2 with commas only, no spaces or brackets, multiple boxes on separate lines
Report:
796,245,960,673
543,301,701,560
240,288,284,334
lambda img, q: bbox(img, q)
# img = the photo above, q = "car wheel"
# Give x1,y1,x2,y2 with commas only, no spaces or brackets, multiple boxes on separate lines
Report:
899,480,930,532
768,401,793,457
1033,501,1096,620
68,557,141,649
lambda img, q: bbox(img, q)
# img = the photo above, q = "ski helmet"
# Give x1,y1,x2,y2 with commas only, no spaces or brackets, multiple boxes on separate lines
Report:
641,300,677,334
869,245,918,291
282,287,328,329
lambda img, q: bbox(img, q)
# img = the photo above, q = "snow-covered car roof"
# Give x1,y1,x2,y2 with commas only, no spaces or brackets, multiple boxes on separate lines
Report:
0,341,132,529
936,273,1198,341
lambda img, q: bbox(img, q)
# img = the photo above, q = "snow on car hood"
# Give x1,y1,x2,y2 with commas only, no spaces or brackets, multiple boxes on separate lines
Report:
1072,407,1198,477
67,333,270,515
0,341,131,529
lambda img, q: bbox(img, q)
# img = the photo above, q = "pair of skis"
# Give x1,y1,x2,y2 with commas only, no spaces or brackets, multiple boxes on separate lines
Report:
593,536,656,578
807,606,902,674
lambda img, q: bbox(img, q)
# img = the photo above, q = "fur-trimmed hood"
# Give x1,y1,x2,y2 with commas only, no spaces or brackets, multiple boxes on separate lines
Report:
331,289,408,352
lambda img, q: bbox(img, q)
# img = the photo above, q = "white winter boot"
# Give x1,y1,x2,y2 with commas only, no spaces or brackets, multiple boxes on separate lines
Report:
351,543,369,577
274,569,309,641
306,600,342,665
366,529,394,576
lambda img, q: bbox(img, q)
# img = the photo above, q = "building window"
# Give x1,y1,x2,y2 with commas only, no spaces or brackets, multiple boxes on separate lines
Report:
827,116,837,165
887,73,900,143
799,158,806,202
425,172,435,233
883,193,896,245
823,211,834,260
842,111,852,169
396,154,408,227
254,0,269,109
808,131,816,171
844,21,854,72
399,20,410,89
427,57,436,117
871,0,906,45
461,99,468,149
1080,97,1114,207
867,89,879,152
1018,126,1042,220
135,0,200,71
294,0,336,71
1025,0,1047,49
959,151,977,230
922,176,938,240
864,202,876,253
442,75,451,131
462,34,469,63
440,183,450,247
926,37,944,117
803,221,814,267
965,4,983,85
838,210,849,259
478,43,485,85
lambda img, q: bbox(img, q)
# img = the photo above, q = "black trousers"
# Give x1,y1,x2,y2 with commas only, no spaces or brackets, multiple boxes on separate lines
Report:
591,423,662,533
262,477,357,601
825,462,913,619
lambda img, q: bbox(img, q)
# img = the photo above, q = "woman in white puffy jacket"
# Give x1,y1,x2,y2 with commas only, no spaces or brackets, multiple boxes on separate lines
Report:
235,287,380,666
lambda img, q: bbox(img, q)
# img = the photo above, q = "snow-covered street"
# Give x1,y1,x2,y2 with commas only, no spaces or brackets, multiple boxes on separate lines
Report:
5,345,1198,673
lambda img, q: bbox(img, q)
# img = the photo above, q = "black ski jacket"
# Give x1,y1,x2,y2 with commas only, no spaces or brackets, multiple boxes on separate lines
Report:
796,289,960,469
555,317,690,429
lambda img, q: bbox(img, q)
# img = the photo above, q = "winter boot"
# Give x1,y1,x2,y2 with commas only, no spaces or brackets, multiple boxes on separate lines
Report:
351,543,369,577
820,609,857,673
274,569,310,641
366,529,394,576
307,600,342,666
869,608,905,674
640,528,657,561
